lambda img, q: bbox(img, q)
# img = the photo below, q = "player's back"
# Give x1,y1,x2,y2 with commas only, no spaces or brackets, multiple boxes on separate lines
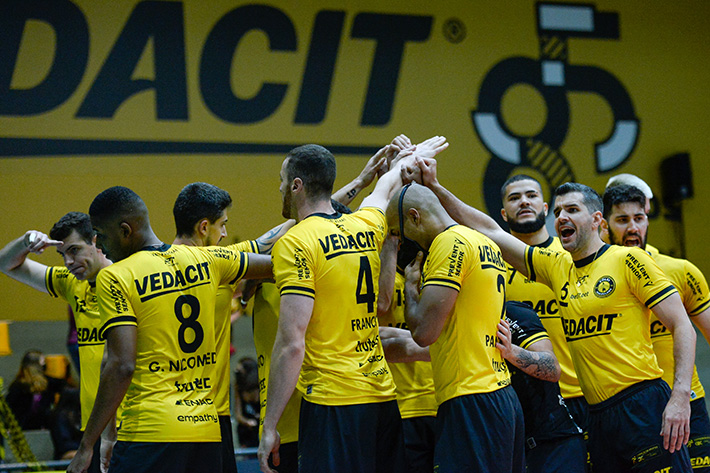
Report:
97,244,248,442
422,225,511,405
273,207,396,406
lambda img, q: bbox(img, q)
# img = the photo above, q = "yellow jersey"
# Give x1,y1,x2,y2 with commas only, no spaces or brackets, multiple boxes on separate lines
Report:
526,244,676,404
46,267,103,430
505,236,583,400
421,225,511,405
252,282,301,443
379,271,437,419
272,207,396,405
97,244,249,442
212,240,259,416
650,252,710,399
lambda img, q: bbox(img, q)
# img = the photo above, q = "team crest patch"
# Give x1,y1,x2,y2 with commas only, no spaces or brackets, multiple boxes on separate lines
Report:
594,276,616,298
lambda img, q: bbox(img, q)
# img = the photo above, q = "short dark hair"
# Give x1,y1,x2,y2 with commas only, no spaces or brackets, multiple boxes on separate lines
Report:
49,212,94,244
285,144,336,199
173,183,233,237
500,174,542,201
602,184,647,219
89,186,146,224
554,182,602,214
331,199,353,215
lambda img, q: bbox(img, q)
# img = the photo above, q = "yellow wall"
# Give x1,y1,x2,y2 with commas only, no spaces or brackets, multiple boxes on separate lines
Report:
1,0,708,320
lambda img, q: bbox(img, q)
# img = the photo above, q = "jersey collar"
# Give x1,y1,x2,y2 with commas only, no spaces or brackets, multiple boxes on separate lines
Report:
574,244,610,268
140,243,171,253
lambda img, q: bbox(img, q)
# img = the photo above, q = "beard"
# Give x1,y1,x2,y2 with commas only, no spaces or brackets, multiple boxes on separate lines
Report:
608,225,647,249
508,211,546,234
281,189,292,219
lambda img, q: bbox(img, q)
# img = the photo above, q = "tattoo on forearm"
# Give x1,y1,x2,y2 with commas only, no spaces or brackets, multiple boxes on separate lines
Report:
346,188,358,199
513,350,558,382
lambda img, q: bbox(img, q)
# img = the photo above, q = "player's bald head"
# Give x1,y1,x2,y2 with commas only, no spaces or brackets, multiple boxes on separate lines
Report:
89,186,149,228
386,183,445,230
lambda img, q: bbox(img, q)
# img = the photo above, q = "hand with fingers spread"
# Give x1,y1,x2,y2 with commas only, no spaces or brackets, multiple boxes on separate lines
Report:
413,136,448,161
359,146,390,187
24,230,62,254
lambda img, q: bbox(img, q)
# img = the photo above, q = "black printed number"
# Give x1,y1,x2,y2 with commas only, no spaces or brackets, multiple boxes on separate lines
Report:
356,256,376,313
174,295,204,353
496,274,507,320
560,282,570,302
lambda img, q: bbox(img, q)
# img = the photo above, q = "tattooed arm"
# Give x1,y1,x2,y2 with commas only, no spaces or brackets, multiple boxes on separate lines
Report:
496,318,560,382
254,220,296,254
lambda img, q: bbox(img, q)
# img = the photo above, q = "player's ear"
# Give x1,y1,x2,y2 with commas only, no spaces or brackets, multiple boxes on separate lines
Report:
500,208,508,222
543,202,548,216
292,177,303,194
119,222,132,239
197,219,209,236
408,208,420,226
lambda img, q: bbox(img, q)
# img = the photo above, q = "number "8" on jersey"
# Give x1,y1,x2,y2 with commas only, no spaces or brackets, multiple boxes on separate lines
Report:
174,294,204,353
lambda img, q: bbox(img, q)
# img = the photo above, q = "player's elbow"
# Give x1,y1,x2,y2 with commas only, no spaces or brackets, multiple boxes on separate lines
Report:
411,329,436,348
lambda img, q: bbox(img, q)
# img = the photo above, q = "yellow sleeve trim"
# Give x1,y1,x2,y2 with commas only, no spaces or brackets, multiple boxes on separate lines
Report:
519,332,549,350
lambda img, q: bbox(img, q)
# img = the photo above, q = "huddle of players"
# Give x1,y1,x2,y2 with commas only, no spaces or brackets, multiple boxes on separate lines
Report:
0,133,707,473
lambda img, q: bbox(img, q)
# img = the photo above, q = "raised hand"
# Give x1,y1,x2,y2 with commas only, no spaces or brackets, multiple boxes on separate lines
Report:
24,231,62,255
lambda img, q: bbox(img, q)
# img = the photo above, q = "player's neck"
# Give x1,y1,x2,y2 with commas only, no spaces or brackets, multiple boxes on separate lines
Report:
511,228,549,246
172,236,201,247
571,238,605,262
297,198,335,222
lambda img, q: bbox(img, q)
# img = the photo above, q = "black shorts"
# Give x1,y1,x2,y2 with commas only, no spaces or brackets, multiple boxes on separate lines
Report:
588,378,691,473
564,395,591,472
219,415,238,473
268,441,298,473
298,399,405,473
526,434,586,473
401,416,436,473
689,398,710,471
108,441,222,473
434,386,525,473
87,436,101,473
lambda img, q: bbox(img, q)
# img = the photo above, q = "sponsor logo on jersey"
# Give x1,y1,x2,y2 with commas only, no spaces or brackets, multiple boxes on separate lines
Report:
593,276,616,298
177,413,218,423
563,313,619,341
317,230,378,258
134,261,211,298
77,327,103,343
174,376,212,392
175,398,213,406
625,252,652,285
478,243,505,271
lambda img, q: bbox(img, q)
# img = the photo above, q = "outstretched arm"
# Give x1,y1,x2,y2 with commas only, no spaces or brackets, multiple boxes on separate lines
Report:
496,319,560,382
332,150,388,206
360,136,448,212
412,157,529,276
652,292,696,453
0,231,62,292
